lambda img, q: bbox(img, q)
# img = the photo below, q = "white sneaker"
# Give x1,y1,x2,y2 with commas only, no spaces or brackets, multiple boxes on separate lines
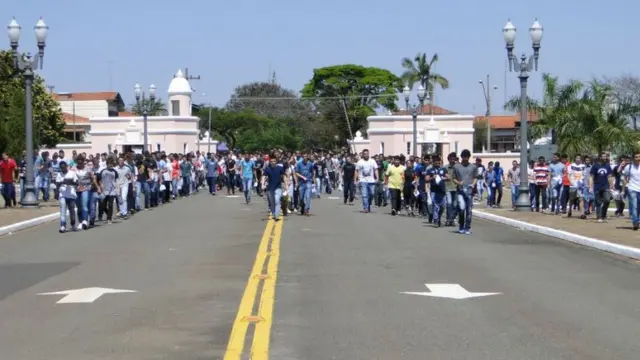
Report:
59,226,66,233
75,224,83,231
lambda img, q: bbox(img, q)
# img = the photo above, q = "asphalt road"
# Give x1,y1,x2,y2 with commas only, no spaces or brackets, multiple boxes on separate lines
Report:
1,192,640,359
271,198,640,360
0,192,268,360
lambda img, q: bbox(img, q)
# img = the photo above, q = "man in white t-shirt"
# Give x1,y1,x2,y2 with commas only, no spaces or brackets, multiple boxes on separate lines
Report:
355,149,378,213
623,152,640,230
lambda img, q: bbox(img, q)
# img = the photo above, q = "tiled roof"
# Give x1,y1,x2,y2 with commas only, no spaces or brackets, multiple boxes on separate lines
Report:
474,113,539,129
62,112,89,124
53,92,120,102
118,111,135,117
394,104,457,115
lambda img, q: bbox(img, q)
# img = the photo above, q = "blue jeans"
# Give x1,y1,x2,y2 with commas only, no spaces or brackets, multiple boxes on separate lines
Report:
1,182,13,206
172,179,179,197
59,197,77,228
19,178,25,203
431,192,446,222
136,181,150,209
36,175,50,201
457,187,474,231
207,176,217,194
359,182,376,211
629,190,640,225
298,181,312,212
267,188,283,218
511,184,520,207
529,183,536,209
446,190,458,221
182,176,191,196
75,191,91,223
476,179,485,200
242,177,253,203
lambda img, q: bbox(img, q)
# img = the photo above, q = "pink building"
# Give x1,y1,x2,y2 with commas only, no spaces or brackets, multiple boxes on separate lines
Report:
350,105,475,157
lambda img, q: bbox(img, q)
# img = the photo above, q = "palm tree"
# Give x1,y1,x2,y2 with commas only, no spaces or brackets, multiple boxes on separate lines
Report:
400,53,450,111
130,98,167,116
505,74,640,156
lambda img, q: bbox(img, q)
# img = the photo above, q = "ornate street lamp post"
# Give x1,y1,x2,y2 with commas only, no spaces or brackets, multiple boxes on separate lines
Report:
416,85,427,156
133,83,156,152
503,18,543,212
7,17,48,208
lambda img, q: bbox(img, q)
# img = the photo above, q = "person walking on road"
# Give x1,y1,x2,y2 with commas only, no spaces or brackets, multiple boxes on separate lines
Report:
262,155,286,221
240,154,256,204
355,149,378,213
295,154,314,216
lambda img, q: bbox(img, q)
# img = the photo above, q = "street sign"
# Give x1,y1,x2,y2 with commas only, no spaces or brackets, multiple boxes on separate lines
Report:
38,287,137,304
401,284,501,300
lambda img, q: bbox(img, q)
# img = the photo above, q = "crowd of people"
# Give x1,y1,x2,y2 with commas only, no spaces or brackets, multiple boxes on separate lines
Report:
1,146,640,233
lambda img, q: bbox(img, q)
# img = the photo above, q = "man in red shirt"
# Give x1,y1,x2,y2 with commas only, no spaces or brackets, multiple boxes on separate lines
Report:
0,152,18,207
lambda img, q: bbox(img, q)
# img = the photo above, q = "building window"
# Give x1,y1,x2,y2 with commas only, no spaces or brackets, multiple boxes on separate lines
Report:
406,142,411,155
183,143,187,154
454,141,459,153
107,144,112,154
171,100,180,116
157,143,161,152
380,142,385,155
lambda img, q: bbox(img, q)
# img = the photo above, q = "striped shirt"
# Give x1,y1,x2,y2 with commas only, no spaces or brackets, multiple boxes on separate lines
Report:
533,165,549,185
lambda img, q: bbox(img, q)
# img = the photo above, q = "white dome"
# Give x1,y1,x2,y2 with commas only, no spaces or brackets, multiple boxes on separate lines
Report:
168,69,192,95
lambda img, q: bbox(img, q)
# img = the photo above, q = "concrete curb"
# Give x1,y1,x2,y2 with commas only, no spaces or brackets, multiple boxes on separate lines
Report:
0,213,60,236
474,210,640,260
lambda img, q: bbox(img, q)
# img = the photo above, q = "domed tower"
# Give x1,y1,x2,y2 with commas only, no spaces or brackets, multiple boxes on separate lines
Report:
167,69,193,116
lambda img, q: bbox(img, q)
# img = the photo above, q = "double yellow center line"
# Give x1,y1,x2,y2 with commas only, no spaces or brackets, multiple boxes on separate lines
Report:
223,218,284,360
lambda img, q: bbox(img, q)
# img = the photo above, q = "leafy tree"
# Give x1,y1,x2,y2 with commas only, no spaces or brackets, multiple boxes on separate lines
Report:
400,53,449,96
130,97,167,116
301,64,401,141
473,118,494,152
225,79,323,147
505,73,640,156
193,106,304,151
604,74,640,130
0,50,64,156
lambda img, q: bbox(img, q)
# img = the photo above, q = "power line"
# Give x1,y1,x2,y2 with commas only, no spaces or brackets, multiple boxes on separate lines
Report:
228,93,400,101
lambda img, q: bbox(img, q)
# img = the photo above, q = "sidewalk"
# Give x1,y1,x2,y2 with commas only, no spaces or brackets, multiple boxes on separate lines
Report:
474,187,640,259
0,200,59,236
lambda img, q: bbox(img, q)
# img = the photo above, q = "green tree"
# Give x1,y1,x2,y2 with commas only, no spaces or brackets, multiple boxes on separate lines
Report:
473,118,494,152
130,97,167,116
400,53,449,96
0,50,64,156
505,73,640,156
301,64,401,141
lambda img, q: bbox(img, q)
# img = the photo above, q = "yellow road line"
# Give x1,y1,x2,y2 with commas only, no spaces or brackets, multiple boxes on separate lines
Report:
223,219,275,360
251,218,283,359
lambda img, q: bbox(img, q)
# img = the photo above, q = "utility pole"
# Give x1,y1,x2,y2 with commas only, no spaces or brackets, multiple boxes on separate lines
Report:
183,68,201,92
480,75,498,153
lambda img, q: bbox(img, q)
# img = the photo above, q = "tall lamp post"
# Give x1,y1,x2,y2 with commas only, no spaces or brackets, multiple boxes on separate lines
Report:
8,17,48,208
503,18,543,212
201,93,213,154
479,75,498,153
133,83,156,152
416,85,427,156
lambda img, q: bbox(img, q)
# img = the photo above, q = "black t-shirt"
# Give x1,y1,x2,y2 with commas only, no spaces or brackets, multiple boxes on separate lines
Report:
314,162,324,176
227,159,236,174
342,163,356,181
135,160,148,182
255,159,264,170
403,168,414,190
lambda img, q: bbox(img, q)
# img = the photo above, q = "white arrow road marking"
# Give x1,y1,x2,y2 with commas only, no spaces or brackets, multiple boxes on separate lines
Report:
226,195,240,198
401,284,501,300
38,287,137,304
328,197,340,200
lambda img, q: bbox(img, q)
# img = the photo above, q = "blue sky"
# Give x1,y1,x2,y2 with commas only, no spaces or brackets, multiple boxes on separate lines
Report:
4,0,637,115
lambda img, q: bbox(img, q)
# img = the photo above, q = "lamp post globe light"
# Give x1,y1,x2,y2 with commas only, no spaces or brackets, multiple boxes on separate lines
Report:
134,83,156,152
415,84,427,156
7,17,49,208
503,18,543,212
